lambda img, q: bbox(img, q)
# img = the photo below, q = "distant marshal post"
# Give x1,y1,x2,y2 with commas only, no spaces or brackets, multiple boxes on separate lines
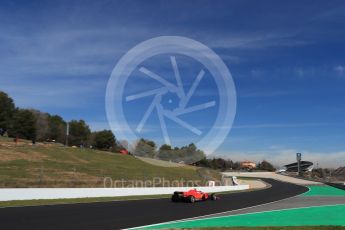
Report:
296,152,302,176
65,122,69,147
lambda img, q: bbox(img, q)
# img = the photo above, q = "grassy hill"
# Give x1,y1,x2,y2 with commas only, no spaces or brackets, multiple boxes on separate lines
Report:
0,136,220,188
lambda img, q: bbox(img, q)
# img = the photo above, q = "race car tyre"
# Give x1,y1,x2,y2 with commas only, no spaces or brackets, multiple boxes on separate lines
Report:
210,193,217,200
188,196,195,203
171,194,179,202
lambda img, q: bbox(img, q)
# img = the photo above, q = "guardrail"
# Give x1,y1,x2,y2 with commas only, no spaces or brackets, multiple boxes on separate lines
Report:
0,185,249,202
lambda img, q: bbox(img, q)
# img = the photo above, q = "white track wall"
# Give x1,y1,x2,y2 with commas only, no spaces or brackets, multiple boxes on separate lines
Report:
0,185,249,202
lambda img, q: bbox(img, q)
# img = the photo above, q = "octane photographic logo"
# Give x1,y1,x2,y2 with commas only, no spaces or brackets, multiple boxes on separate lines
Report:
106,36,236,166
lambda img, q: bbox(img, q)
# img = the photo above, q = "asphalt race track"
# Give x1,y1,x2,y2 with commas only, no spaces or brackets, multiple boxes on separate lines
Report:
0,179,308,230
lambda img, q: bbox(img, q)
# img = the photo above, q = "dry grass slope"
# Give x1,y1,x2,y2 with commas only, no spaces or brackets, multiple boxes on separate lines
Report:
0,136,220,188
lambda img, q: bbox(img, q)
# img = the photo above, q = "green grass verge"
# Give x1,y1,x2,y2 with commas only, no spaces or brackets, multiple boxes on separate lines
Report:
142,205,345,229
303,186,345,196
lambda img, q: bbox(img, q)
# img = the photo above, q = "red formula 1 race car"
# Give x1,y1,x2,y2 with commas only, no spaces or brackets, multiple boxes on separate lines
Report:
171,189,218,203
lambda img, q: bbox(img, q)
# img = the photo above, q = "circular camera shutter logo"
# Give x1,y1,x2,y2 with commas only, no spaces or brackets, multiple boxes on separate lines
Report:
106,36,236,155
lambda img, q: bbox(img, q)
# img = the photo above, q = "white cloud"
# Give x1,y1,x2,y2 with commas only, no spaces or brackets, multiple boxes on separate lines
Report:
232,122,335,129
0,79,105,109
334,65,345,77
239,90,292,98
0,29,129,78
207,33,311,50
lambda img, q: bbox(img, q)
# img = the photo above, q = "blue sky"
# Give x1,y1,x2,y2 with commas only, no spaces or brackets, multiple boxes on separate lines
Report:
1,0,345,166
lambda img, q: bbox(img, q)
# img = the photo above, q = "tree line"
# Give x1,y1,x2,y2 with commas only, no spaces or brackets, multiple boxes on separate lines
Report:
194,158,276,171
0,91,118,151
133,139,206,164
0,91,276,171
0,91,206,158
